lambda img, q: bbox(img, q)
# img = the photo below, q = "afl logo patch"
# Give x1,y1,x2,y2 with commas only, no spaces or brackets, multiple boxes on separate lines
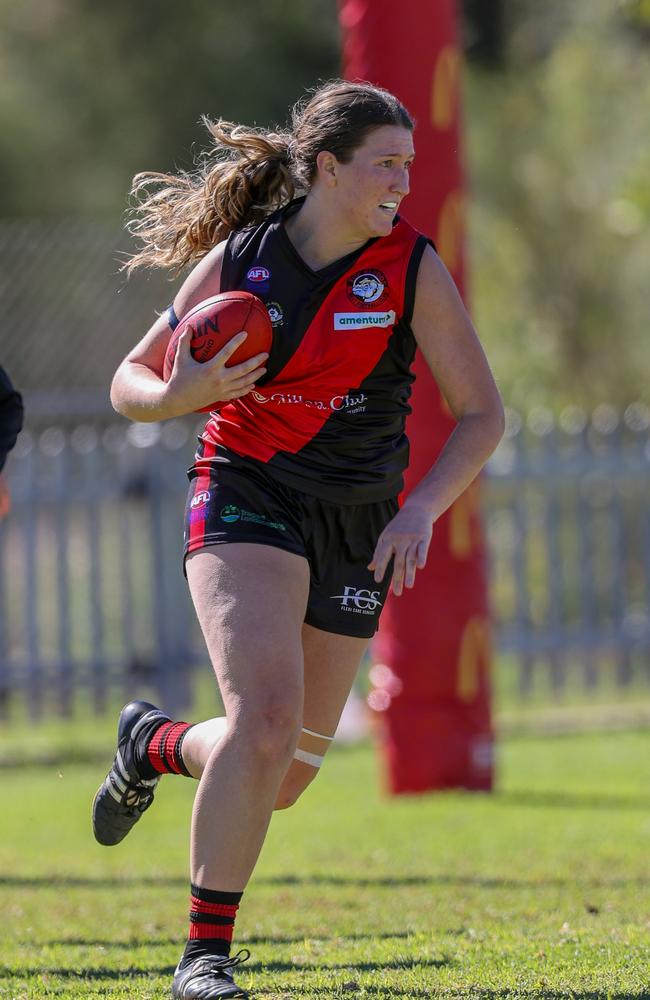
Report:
246,266,270,282
246,265,271,294
347,269,389,308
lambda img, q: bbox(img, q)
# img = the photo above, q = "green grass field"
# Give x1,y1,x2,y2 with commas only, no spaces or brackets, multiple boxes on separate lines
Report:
1,727,649,999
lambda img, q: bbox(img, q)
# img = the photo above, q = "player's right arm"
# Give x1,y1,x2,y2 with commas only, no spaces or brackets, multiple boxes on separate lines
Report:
110,241,269,422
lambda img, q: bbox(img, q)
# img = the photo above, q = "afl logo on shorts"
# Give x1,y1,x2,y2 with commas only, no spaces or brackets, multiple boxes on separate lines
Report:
191,491,210,509
347,269,389,308
246,265,271,295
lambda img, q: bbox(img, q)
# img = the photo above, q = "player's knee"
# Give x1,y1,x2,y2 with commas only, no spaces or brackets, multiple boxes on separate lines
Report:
236,688,303,762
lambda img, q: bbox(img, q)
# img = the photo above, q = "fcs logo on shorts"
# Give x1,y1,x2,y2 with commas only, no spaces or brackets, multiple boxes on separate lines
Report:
330,586,383,616
346,269,389,308
220,504,241,523
245,265,271,295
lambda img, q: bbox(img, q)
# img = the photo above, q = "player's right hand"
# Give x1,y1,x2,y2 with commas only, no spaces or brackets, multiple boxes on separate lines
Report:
163,326,268,412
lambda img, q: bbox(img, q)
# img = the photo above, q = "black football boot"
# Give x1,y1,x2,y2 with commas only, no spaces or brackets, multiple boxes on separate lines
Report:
172,951,251,999
92,700,170,846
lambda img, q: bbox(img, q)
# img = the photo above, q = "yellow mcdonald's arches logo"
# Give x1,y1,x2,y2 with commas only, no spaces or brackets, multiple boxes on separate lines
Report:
449,479,481,559
457,616,491,702
436,190,464,274
431,44,460,130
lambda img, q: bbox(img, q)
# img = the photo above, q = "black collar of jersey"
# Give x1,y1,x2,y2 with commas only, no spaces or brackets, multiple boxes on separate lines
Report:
275,196,401,282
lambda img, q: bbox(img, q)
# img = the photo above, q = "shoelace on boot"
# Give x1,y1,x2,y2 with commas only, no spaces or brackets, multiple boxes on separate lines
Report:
186,950,251,977
123,785,156,811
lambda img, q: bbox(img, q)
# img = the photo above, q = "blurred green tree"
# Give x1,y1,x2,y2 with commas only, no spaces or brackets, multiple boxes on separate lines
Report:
467,0,650,407
0,0,340,216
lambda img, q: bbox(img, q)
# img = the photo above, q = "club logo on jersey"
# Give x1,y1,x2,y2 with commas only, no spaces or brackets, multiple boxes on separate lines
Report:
191,491,210,509
347,269,389,308
245,265,271,294
333,310,396,330
266,301,284,327
330,586,383,615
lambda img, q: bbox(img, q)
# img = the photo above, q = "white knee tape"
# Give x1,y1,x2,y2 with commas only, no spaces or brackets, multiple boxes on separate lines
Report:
294,726,334,768
301,727,334,741
293,747,325,768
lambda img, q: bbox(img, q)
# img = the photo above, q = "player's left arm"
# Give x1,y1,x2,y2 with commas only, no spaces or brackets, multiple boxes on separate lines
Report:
369,245,505,596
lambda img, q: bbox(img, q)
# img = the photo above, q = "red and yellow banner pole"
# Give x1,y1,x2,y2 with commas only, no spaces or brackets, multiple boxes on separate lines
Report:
338,0,494,791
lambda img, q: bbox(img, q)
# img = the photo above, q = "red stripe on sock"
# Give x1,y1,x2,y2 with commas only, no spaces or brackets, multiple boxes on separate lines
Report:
148,722,175,774
189,922,235,941
191,898,239,918
164,722,191,773
148,721,191,775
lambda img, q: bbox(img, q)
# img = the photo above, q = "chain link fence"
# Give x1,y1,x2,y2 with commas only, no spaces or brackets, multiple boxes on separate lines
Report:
1,219,172,420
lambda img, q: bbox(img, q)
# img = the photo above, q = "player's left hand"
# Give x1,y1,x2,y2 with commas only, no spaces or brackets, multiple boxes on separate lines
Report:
368,501,435,597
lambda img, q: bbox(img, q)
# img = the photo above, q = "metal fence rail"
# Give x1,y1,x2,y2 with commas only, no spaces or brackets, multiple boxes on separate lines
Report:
0,420,199,716
486,403,650,695
1,404,649,717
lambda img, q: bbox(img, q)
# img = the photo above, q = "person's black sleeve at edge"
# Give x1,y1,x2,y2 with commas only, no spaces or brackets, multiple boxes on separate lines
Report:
0,366,24,473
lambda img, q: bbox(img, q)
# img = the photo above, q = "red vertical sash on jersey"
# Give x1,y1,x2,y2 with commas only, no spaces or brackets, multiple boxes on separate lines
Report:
339,0,494,792
199,219,420,464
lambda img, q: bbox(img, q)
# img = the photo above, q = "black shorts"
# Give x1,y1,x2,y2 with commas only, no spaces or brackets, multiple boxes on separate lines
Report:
183,458,398,639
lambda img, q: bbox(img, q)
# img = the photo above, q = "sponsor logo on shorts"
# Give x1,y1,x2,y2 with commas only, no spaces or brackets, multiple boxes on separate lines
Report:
245,265,271,294
266,301,284,327
191,491,210,508
219,504,287,532
251,390,367,415
330,586,383,616
347,269,389,307
333,311,396,330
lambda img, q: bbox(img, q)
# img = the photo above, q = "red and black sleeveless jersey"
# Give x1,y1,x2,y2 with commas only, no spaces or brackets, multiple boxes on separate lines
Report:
197,198,430,504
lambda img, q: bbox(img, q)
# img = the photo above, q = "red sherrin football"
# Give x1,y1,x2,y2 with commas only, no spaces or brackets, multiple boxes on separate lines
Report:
163,291,273,412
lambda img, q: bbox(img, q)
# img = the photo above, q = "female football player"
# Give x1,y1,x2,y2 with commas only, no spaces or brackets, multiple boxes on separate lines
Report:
93,79,504,999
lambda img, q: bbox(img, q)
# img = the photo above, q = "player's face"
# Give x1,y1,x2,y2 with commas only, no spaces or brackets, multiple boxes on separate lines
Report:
333,125,415,238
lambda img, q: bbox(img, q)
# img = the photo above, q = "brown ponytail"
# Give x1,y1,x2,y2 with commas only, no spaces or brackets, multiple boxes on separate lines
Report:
124,118,295,273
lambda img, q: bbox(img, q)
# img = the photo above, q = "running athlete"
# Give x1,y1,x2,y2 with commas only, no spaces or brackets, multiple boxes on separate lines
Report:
93,80,505,999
